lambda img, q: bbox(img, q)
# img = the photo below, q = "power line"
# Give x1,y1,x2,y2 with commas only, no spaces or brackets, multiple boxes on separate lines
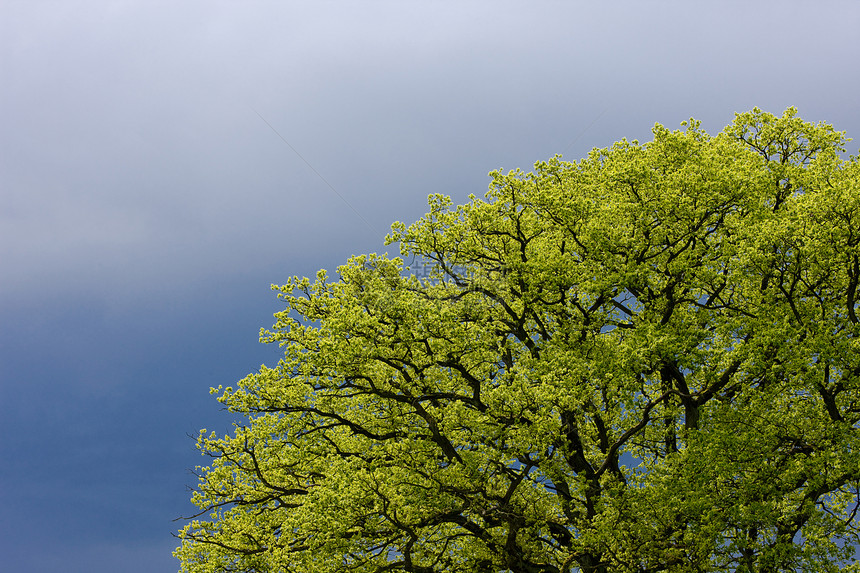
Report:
251,108,382,239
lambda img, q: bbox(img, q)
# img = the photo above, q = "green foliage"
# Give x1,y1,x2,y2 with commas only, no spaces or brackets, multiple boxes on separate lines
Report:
175,109,860,572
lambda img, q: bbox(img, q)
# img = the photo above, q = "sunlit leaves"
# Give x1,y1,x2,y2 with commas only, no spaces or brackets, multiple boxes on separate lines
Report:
177,109,860,573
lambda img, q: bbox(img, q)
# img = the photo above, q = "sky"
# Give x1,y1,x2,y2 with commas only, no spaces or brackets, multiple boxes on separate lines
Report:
1,1,859,571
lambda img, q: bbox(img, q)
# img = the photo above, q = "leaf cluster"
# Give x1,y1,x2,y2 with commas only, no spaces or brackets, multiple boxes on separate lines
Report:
176,109,860,573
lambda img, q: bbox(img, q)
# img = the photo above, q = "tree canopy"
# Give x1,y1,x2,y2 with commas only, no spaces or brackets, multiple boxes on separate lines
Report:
175,108,860,573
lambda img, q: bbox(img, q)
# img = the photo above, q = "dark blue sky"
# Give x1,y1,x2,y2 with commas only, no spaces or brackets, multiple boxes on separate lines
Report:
2,2,859,571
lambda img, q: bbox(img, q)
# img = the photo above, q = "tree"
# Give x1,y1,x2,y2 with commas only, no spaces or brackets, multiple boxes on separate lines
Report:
175,108,860,573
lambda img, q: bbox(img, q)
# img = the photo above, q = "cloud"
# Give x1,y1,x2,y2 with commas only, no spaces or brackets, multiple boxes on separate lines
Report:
2,1,858,312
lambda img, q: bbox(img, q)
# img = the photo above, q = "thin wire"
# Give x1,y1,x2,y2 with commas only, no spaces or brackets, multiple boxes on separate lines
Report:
251,108,382,239
560,106,609,158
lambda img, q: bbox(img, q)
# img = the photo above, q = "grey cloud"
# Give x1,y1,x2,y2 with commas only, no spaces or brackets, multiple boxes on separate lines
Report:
2,0,858,305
